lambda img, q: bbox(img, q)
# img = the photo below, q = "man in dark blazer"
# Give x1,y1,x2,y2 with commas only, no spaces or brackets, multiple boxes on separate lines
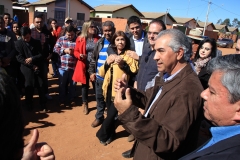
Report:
15,27,47,111
179,54,240,160
114,29,203,160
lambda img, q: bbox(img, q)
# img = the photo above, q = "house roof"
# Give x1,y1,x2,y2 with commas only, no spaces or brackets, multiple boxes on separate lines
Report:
197,21,216,29
214,24,227,30
141,12,176,22
23,0,55,6
23,0,94,10
173,17,194,24
228,27,239,32
93,4,144,17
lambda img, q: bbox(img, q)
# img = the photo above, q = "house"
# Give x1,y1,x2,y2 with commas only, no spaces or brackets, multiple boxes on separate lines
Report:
197,21,216,31
213,24,229,33
0,0,14,16
24,0,94,26
141,12,176,25
173,17,197,29
91,4,144,19
228,27,239,35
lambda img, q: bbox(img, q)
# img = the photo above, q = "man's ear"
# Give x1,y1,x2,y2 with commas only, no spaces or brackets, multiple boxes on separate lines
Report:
176,48,184,60
233,101,240,122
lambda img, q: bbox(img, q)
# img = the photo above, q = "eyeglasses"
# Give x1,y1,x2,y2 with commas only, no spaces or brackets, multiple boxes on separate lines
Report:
89,26,95,28
236,48,240,52
147,31,159,36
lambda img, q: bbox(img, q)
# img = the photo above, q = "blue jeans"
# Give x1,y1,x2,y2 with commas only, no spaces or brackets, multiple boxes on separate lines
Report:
58,68,76,103
95,78,106,120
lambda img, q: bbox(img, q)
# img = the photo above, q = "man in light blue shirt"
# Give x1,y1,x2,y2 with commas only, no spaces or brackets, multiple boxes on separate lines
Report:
180,54,240,160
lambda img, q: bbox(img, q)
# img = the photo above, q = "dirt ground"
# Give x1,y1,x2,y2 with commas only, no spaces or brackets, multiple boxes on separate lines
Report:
22,47,235,160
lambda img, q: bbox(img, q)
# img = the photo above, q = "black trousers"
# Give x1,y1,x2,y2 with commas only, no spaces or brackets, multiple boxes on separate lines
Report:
25,75,46,107
96,85,117,142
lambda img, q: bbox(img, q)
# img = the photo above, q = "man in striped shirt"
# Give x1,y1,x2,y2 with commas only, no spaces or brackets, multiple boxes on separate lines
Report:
54,25,77,106
88,21,115,128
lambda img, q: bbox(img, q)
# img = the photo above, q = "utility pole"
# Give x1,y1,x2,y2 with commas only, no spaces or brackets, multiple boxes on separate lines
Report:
165,8,169,25
68,0,70,17
203,0,212,36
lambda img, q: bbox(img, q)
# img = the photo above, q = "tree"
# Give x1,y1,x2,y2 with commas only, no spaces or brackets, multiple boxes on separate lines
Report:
217,19,222,24
221,18,231,27
232,18,240,28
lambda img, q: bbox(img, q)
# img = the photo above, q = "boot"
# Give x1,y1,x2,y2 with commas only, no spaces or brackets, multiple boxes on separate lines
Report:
83,102,89,115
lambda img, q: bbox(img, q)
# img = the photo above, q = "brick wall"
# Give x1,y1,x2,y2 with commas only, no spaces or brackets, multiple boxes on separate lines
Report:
90,17,128,32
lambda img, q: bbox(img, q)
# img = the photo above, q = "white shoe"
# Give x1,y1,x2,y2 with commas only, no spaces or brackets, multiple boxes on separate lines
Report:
45,94,53,100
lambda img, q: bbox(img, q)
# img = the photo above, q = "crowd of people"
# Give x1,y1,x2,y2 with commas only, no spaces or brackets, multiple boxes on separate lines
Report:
1,12,240,160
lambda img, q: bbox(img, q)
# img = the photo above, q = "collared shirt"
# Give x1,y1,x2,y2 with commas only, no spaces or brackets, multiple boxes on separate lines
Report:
144,69,183,117
31,28,46,46
198,125,240,152
53,35,76,70
133,31,144,56
96,38,109,80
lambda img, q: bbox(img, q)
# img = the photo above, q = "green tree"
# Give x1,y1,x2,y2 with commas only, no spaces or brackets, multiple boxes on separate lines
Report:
221,18,231,26
232,18,240,28
217,19,222,24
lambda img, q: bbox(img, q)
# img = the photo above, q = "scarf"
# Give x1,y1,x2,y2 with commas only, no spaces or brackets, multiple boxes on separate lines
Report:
194,57,211,75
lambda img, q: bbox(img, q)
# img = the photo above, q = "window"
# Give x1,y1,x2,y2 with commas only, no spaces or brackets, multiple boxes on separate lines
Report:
0,5,4,15
77,13,85,21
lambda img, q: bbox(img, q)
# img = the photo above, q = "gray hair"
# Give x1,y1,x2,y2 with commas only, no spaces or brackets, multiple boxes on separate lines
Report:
102,21,115,28
207,54,240,103
156,29,191,61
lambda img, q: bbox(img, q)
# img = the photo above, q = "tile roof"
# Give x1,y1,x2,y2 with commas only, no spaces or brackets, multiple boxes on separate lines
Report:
173,17,194,23
228,27,239,32
197,21,213,27
141,12,166,19
93,4,144,17
214,24,227,30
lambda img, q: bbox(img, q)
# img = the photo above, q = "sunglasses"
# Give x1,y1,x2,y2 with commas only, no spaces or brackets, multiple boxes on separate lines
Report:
236,48,240,52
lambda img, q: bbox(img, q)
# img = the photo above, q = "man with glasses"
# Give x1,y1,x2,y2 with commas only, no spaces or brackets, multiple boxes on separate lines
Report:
31,15,54,100
236,38,240,54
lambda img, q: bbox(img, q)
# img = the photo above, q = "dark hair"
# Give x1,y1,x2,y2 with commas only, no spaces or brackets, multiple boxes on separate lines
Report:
50,18,57,24
195,38,217,60
3,13,10,17
34,14,43,20
149,19,166,31
65,25,75,33
127,16,141,26
12,22,21,35
0,72,24,160
0,16,3,21
20,26,31,36
111,31,130,52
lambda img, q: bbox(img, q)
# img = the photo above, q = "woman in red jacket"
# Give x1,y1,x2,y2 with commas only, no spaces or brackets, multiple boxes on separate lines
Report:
49,19,62,78
73,20,100,115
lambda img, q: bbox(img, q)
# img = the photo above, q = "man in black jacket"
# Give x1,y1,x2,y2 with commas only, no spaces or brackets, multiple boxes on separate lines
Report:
15,27,47,111
88,21,115,128
180,54,240,160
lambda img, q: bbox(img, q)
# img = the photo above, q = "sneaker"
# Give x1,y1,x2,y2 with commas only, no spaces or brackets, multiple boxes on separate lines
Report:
45,94,53,100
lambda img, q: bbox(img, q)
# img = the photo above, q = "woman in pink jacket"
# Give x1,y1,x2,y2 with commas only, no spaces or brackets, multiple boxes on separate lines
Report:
73,20,100,115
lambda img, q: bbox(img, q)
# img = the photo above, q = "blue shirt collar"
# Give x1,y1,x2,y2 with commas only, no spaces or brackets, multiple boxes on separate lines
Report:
210,125,240,143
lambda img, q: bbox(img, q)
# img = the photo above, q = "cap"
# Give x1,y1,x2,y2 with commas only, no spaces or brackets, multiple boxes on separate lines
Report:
65,17,73,23
187,29,204,41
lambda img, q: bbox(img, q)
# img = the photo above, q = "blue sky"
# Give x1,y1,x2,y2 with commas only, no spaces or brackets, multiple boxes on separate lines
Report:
28,0,240,24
